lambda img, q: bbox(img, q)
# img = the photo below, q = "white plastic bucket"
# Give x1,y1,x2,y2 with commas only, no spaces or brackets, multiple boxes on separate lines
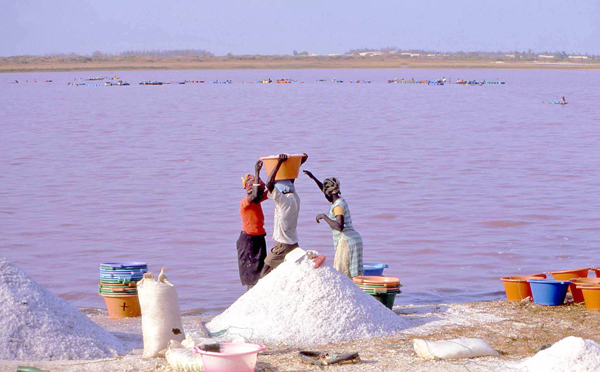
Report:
194,343,266,372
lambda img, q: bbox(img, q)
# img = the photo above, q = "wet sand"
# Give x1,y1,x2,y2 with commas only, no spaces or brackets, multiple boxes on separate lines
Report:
2,300,598,371
2,57,600,73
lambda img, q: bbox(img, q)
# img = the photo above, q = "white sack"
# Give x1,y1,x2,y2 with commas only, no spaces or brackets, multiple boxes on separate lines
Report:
138,267,185,358
414,338,499,359
284,248,306,263
165,340,204,372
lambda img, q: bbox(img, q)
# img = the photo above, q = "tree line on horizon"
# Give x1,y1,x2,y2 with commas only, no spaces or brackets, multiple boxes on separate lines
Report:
1,47,598,63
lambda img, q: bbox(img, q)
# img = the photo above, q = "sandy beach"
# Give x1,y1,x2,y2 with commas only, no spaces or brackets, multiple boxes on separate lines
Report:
2,300,598,371
2,56,600,73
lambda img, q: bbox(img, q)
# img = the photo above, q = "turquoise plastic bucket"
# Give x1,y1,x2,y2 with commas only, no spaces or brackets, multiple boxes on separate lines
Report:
363,263,389,276
528,279,571,306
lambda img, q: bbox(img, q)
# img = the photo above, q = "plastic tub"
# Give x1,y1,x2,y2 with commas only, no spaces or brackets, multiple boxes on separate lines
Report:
357,284,401,293
580,285,600,310
363,263,389,276
195,343,266,372
500,274,547,301
99,281,137,288
100,277,138,284
353,276,400,288
100,262,148,270
363,289,400,309
570,278,600,303
548,268,590,292
259,154,303,180
548,268,590,280
101,294,141,319
528,279,571,306
98,286,138,295
100,272,145,280
99,268,147,275
373,291,399,309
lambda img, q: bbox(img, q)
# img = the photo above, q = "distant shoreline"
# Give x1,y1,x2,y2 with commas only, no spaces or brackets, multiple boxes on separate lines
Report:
2,57,600,73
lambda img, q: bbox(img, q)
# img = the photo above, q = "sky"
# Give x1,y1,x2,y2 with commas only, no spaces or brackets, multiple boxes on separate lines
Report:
2,0,599,57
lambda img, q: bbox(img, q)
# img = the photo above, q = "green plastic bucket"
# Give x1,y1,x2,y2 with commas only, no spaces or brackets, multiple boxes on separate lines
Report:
100,278,138,284
362,289,400,309
99,289,138,296
372,291,398,309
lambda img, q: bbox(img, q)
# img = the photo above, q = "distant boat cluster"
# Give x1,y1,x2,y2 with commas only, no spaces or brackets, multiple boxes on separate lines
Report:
8,79,52,84
9,75,507,86
387,78,505,85
323,79,372,83
67,76,130,87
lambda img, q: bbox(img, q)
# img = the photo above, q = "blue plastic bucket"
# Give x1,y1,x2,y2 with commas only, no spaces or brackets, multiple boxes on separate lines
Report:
100,262,148,270
100,272,145,280
528,279,571,306
363,263,389,276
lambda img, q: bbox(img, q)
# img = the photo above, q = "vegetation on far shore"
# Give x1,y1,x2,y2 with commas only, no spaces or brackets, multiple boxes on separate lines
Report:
2,48,600,73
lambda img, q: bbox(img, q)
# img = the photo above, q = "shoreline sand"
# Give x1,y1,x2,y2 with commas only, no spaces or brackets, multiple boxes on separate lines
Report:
2,300,598,371
2,58,600,73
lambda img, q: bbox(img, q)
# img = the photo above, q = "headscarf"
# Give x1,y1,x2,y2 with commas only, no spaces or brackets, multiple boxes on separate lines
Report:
274,180,295,194
323,177,341,196
241,174,265,193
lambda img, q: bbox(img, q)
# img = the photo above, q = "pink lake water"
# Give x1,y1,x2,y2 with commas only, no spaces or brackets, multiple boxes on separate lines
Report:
1,69,599,313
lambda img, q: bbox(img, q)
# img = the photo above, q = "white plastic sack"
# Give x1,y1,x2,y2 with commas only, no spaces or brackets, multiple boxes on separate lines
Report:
284,248,306,263
138,267,186,358
414,338,499,360
165,340,204,372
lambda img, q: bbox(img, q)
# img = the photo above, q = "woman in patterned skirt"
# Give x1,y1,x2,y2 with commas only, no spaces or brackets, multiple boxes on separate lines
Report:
304,171,363,278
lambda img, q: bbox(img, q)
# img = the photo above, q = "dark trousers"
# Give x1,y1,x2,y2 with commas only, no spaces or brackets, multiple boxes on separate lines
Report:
260,241,299,277
236,231,267,286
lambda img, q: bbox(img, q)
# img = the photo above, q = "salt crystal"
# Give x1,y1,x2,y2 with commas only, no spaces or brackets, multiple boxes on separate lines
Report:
520,336,600,372
0,258,124,360
207,258,407,345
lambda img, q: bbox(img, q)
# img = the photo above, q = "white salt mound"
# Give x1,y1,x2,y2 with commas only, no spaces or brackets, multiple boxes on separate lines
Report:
520,336,600,372
207,258,408,345
0,258,124,361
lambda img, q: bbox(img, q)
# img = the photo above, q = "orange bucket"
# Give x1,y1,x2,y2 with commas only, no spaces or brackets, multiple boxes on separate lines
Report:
353,276,401,288
549,268,590,292
260,154,303,180
571,278,600,303
500,274,546,301
581,285,600,310
548,268,590,280
101,294,141,319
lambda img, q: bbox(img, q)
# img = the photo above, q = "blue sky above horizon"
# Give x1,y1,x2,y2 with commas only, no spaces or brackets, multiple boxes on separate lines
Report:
2,0,599,57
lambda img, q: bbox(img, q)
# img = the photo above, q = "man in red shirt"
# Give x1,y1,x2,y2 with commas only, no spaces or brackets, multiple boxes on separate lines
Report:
237,160,268,289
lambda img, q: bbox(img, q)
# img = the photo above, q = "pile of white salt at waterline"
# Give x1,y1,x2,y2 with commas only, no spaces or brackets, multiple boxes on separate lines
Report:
0,258,124,360
207,256,408,345
519,336,600,371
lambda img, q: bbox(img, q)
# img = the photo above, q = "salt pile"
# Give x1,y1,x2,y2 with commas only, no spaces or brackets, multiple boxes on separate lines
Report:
520,336,600,372
0,258,124,361
207,257,408,345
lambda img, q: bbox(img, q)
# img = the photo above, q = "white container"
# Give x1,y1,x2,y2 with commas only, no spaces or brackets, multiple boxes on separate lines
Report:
194,343,266,372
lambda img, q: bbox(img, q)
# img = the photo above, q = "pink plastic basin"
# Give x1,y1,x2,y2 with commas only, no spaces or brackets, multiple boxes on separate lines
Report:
195,343,266,372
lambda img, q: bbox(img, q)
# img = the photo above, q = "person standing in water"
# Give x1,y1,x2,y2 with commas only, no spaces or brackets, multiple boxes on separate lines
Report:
237,160,268,289
261,153,308,276
304,171,363,278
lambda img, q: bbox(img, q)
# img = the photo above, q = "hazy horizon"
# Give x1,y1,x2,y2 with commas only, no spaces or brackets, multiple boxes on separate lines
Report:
2,0,599,57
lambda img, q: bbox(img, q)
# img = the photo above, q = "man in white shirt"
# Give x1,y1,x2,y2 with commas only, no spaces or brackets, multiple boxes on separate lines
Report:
261,153,308,276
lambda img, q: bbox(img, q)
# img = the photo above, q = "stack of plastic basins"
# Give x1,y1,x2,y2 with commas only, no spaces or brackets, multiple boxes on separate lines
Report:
352,276,402,310
99,262,147,319
363,263,389,276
